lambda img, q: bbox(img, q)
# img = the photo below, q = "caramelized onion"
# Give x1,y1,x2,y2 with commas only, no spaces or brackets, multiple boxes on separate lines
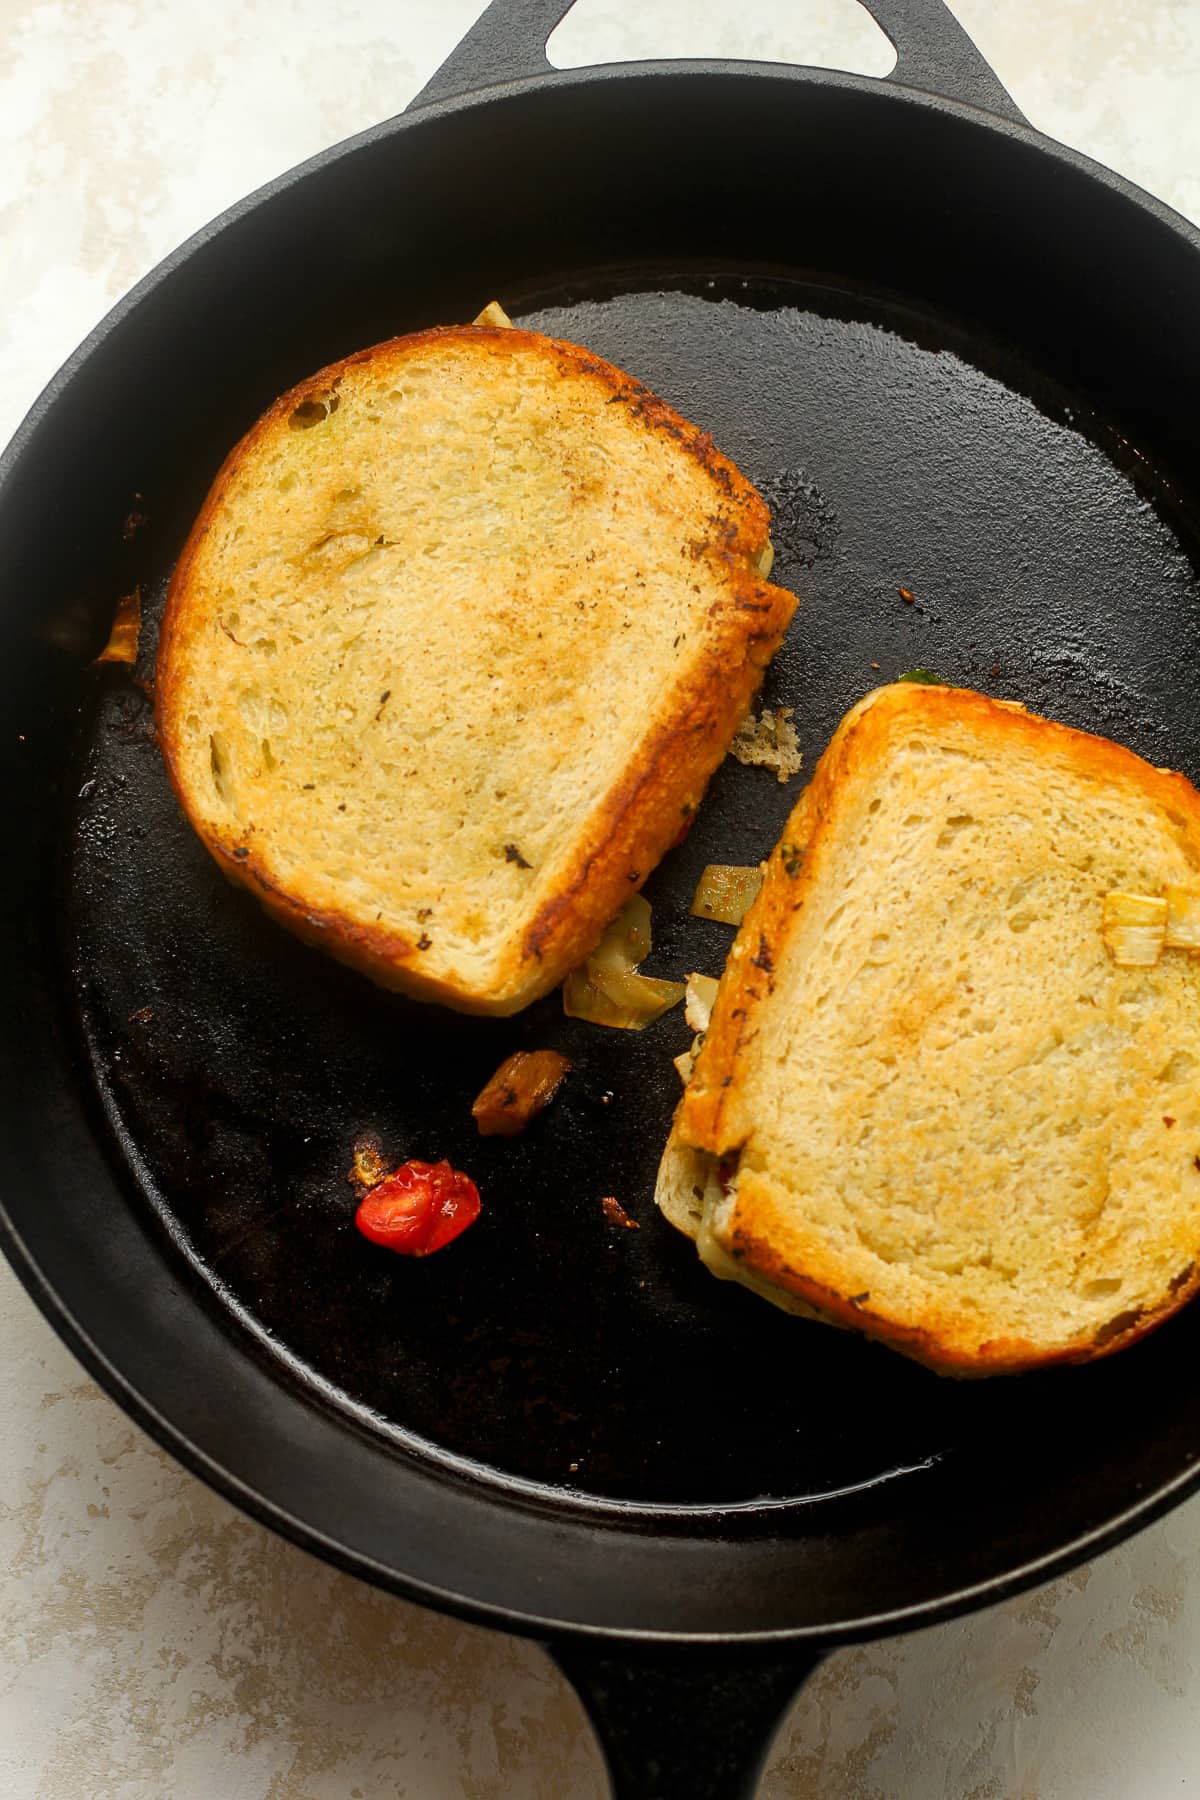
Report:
565,962,684,1029
588,894,652,971
95,587,141,665
473,300,514,328
563,894,686,1028
690,864,763,925
472,1050,571,1137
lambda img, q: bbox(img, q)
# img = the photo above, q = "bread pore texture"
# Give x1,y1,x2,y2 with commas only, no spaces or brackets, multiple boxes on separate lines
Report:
657,683,1200,1375
156,325,796,1013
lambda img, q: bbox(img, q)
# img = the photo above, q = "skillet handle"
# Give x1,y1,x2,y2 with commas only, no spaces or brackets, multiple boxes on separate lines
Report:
549,1640,822,1799
410,0,574,107
410,0,1025,125
859,0,1025,123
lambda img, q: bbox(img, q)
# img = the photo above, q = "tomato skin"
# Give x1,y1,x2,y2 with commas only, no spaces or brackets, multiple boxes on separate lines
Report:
355,1159,481,1256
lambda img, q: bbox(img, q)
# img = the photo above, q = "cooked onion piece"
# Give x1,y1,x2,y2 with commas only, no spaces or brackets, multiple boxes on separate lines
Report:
588,894,652,971
1102,891,1167,967
1165,885,1200,950
473,300,514,328
95,587,142,665
472,1049,572,1136
562,893,684,1028
587,963,685,1027
690,864,763,925
563,965,624,1027
563,965,683,1029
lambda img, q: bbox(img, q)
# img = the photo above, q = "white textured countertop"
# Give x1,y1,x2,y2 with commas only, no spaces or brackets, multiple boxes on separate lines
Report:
4,3,1200,1795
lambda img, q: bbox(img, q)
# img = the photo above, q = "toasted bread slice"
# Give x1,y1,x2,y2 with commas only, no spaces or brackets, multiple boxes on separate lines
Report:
156,324,796,1014
656,683,1200,1375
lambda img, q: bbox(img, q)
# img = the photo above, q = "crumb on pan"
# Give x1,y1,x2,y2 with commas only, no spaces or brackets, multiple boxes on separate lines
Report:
728,705,802,781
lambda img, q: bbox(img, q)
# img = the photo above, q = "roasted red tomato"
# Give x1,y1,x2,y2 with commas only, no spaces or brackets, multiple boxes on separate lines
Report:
354,1159,481,1256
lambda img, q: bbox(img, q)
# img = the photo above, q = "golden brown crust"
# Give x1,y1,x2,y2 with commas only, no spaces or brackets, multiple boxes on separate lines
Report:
678,759,827,1153
682,683,1200,1149
156,325,797,1015
510,600,789,1000
672,682,1200,1374
713,1198,1200,1377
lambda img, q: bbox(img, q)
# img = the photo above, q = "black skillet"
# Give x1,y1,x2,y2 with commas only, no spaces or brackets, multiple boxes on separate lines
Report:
4,1,1200,1793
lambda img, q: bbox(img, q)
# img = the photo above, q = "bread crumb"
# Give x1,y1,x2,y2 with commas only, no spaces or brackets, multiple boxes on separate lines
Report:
601,1195,639,1229
348,1138,388,1190
729,706,802,782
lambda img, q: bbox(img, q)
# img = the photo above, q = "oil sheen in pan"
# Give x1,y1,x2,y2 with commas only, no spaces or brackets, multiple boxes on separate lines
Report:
65,274,1200,1515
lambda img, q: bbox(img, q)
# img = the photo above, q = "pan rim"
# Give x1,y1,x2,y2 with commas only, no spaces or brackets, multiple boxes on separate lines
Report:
5,1187,1200,1647
2,54,1199,507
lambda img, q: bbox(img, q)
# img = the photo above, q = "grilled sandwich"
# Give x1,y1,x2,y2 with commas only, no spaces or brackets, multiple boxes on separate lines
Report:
657,682,1200,1374
157,318,796,1013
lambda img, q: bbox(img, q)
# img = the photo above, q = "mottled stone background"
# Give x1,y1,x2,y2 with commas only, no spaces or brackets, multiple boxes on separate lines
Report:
3,3,1200,1795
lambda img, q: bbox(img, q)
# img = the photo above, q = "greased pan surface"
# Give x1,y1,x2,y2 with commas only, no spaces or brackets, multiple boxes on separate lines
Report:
4,2,1200,1673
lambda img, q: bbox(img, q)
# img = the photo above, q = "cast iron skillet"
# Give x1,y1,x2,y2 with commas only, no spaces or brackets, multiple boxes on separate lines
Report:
5,1,1200,1792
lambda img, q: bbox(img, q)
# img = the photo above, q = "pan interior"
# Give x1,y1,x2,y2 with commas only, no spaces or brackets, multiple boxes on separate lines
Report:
66,274,1200,1517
